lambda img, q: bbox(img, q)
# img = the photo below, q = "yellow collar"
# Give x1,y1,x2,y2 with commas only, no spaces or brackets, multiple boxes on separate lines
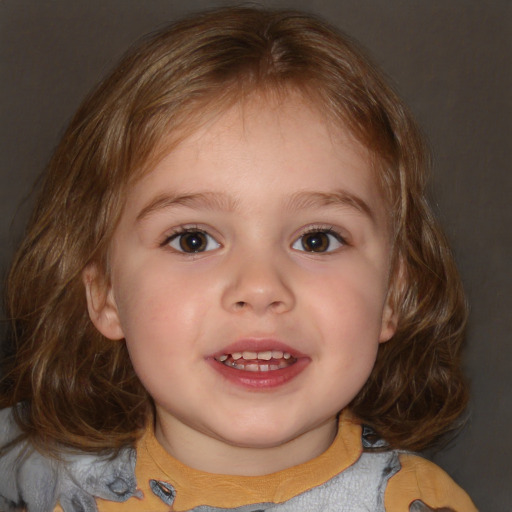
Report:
137,410,362,511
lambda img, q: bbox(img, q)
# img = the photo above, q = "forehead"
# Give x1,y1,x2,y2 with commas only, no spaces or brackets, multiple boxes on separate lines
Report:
139,87,378,173
148,90,375,177
123,92,389,228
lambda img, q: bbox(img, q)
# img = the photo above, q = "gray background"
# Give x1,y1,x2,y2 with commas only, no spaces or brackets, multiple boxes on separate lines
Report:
0,1,510,510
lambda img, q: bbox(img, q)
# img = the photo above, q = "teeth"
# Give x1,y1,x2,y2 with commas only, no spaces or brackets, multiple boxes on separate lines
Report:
258,351,272,361
235,350,292,361
216,349,297,371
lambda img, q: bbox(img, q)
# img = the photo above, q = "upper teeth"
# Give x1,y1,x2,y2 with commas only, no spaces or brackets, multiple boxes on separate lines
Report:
218,350,292,361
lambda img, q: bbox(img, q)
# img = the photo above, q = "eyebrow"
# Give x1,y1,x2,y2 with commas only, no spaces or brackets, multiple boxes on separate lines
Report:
136,189,375,223
286,190,375,222
136,192,238,222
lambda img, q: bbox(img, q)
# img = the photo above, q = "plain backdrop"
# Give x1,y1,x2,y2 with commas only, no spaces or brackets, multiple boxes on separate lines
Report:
1,1,511,510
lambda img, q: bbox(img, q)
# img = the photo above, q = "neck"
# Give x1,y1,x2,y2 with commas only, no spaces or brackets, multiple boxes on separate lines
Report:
154,416,338,476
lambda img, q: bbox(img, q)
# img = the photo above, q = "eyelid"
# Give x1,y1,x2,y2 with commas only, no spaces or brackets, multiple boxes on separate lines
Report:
291,225,348,253
161,225,221,253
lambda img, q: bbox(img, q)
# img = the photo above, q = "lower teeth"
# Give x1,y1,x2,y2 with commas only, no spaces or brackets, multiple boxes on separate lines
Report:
223,359,293,371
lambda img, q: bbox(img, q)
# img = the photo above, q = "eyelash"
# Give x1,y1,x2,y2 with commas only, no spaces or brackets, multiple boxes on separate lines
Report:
161,225,348,254
292,226,347,253
161,226,220,254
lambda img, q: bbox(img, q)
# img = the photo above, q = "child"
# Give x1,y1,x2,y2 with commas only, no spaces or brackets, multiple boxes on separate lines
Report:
0,6,477,512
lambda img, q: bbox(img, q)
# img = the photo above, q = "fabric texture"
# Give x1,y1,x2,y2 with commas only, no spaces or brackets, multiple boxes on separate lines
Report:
0,406,476,511
0,406,140,512
92,410,477,512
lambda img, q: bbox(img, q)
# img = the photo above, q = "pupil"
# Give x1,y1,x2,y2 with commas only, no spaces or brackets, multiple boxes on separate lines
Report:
180,232,206,252
303,232,329,252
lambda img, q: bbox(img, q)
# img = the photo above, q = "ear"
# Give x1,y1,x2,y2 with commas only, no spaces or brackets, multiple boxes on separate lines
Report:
83,264,124,340
379,299,398,343
379,257,404,343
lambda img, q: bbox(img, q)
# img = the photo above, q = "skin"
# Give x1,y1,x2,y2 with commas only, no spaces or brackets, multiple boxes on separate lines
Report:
85,93,397,476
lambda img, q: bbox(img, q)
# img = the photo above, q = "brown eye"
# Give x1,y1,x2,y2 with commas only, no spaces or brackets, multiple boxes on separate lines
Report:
301,232,330,252
180,232,207,252
168,230,220,253
292,230,345,253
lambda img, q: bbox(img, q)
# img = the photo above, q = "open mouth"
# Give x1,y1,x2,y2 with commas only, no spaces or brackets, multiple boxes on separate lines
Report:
215,350,297,372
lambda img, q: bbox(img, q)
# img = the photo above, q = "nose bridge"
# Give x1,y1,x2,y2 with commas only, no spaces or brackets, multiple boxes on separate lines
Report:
221,245,295,315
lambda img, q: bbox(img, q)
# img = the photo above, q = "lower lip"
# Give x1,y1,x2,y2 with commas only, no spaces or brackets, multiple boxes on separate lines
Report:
208,357,310,390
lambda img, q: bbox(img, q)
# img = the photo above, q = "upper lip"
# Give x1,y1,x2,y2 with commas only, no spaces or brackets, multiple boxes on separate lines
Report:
209,338,307,359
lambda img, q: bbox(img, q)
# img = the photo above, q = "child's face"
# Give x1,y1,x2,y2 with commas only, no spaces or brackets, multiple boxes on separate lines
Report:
87,93,397,473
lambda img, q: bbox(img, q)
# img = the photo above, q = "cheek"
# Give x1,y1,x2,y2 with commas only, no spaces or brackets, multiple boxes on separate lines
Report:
303,260,389,333
113,266,212,355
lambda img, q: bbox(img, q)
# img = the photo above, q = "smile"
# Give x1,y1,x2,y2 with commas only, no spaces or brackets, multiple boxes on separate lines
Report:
209,342,309,390
215,350,296,372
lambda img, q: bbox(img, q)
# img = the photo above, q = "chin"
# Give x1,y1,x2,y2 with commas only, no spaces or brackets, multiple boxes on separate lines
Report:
211,420,308,450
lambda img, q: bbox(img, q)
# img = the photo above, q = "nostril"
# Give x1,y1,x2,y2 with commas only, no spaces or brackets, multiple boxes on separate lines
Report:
235,301,247,309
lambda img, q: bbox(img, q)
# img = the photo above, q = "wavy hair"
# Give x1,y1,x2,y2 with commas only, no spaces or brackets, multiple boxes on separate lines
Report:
1,6,468,454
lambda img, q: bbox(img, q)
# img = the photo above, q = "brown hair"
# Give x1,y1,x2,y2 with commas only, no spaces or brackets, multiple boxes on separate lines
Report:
1,6,468,454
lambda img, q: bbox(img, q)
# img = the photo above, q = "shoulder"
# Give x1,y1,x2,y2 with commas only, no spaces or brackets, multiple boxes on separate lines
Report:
385,452,478,512
0,405,140,512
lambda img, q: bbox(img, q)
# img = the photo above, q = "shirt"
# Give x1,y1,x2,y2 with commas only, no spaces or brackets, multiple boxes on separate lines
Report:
91,410,477,512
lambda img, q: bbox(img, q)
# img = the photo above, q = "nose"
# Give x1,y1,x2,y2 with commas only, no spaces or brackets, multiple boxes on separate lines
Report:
221,251,295,315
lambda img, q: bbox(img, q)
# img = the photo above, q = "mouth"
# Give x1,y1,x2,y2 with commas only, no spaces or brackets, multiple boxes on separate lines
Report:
215,350,296,372
209,341,308,390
